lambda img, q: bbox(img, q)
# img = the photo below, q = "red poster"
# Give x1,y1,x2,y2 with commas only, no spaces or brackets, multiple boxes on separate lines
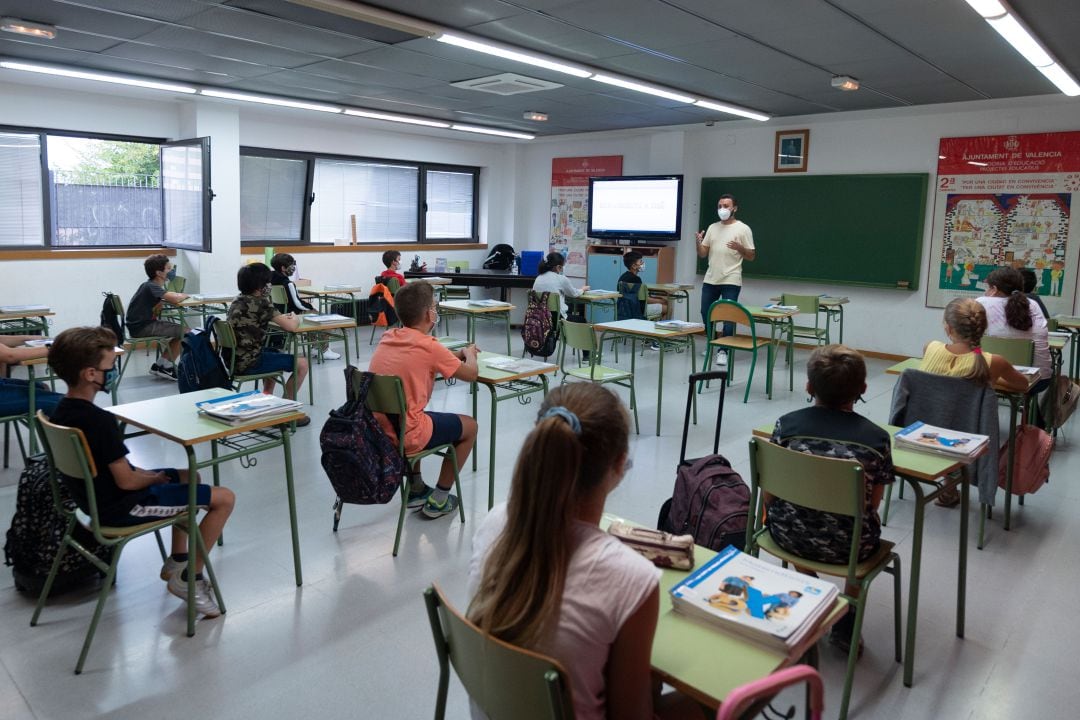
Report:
550,156,623,277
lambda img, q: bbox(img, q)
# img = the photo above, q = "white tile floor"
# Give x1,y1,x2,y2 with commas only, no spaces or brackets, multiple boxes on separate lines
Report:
2,323,1078,720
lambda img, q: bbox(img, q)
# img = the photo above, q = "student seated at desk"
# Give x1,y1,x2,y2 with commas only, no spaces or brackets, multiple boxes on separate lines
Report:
0,336,62,417
468,383,701,720
226,263,310,423
532,252,588,315
47,327,235,617
269,253,339,361
1021,268,1050,320
618,251,669,320
770,344,895,656
368,281,478,519
379,250,407,286
126,254,189,380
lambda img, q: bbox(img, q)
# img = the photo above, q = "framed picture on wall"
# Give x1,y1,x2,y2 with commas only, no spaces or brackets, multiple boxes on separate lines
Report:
774,129,809,173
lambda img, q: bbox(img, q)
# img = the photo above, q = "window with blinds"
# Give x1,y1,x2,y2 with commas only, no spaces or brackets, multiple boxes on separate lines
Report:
0,132,44,247
311,159,419,244
425,169,477,241
240,154,307,243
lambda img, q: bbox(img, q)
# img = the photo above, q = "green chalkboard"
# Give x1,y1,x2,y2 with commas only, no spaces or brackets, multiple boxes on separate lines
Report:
698,174,928,290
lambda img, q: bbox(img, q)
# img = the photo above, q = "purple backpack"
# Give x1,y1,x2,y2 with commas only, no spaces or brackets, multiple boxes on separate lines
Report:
665,454,750,551
320,367,404,505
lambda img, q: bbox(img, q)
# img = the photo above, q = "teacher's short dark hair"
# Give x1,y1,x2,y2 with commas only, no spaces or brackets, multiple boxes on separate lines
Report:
719,193,737,206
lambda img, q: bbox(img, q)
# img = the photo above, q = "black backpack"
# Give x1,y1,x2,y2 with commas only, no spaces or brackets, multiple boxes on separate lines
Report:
521,291,558,358
177,316,232,394
4,455,111,595
100,293,126,344
320,367,405,506
483,243,516,270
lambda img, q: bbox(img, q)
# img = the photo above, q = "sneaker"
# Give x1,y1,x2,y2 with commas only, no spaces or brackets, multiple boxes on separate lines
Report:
648,341,661,351
322,349,342,360
167,573,222,618
421,493,459,520
407,484,434,509
160,556,185,581
935,485,961,508
149,363,177,381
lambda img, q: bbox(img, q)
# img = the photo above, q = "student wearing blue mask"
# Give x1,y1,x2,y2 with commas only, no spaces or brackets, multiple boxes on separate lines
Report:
47,326,235,618
695,194,755,335
126,254,190,380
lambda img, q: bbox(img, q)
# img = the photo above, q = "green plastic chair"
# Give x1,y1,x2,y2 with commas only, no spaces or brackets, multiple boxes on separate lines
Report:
369,276,402,345
31,411,222,675
558,321,639,434
701,299,775,403
166,275,187,293
332,374,465,555
746,438,902,720
781,293,828,347
980,335,1034,366
424,583,575,720
215,319,288,393
108,292,172,386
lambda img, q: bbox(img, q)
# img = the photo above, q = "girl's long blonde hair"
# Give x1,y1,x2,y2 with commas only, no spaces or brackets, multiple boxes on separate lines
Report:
467,383,630,647
943,297,991,385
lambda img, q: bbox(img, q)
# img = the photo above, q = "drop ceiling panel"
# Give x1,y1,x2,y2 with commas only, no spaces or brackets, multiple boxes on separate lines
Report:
0,30,120,54
0,0,167,41
542,0,728,48
100,42,277,79
467,13,636,62
222,0,417,44
46,0,212,24
678,37,830,97
130,26,316,68
341,45,495,82
0,38,231,84
178,7,383,58
1015,0,1080,69
295,58,445,89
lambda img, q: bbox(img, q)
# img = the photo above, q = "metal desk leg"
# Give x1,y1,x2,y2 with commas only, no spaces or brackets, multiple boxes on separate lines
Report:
486,383,497,509
282,425,302,586
656,340,664,437
471,378,479,473
958,467,969,639
503,311,511,355
185,447,199,637
211,440,223,546
902,478,927,687
26,364,38,455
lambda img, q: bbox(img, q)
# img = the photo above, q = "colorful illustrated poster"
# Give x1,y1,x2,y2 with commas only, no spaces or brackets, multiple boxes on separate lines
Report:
927,132,1080,312
550,156,622,278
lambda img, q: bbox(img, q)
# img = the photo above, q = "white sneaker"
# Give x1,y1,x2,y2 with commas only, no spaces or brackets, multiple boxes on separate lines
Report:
160,556,185,581
167,573,222,618
322,349,342,360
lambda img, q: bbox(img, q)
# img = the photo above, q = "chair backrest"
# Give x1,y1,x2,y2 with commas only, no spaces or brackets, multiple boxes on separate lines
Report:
213,320,239,375
166,275,187,293
269,284,288,307
386,277,402,295
781,294,820,316
747,438,864,580
360,373,408,452
424,584,575,720
716,665,824,720
547,292,561,312
560,320,596,354
1047,317,1058,332
981,335,1034,366
616,281,643,320
707,300,755,339
34,410,101,526
109,293,125,317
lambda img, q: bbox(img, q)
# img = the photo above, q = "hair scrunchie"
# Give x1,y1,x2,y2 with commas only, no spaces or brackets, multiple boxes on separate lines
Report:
540,406,581,435
972,346,983,354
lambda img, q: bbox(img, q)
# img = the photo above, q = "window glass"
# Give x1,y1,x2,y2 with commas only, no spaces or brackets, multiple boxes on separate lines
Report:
161,140,208,251
240,155,307,243
0,132,44,247
425,169,475,240
311,159,418,244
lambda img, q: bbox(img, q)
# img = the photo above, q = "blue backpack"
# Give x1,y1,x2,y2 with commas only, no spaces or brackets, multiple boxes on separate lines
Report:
176,316,232,394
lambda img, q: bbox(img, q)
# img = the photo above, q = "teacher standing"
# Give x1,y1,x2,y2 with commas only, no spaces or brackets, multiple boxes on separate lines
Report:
696,193,755,335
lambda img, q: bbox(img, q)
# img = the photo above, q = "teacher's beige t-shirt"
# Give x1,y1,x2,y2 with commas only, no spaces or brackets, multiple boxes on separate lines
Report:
702,219,754,286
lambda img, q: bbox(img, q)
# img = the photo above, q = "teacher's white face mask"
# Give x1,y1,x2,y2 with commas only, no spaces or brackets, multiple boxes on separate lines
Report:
718,207,733,221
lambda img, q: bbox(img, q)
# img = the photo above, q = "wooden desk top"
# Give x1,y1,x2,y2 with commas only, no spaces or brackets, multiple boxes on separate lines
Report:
649,283,695,294
476,351,558,384
743,305,798,320
179,294,235,307
299,285,365,295
576,290,620,301
1054,315,1080,329
108,387,306,446
294,316,358,333
411,276,452,285
594,318,705,339
439,299,516,314
768,296,849,307
20,344,124,365
0,308,54,320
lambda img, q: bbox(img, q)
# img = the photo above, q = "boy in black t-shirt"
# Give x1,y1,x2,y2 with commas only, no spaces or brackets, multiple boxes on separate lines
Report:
126,254,189,380
269,253,339,361
47,326,235,618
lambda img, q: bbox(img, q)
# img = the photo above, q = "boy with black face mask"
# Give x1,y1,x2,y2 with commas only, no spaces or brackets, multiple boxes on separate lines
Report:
47,326,235,618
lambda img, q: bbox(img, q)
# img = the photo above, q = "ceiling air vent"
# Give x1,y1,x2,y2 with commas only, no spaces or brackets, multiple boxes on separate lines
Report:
451,73,563,96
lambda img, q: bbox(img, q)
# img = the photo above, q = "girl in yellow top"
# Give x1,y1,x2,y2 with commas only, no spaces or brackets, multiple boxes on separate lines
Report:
919,297,1028,392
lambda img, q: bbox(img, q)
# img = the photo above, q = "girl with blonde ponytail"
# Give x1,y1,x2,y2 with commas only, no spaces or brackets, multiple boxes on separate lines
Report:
467,384,699,720
919,297,1027,392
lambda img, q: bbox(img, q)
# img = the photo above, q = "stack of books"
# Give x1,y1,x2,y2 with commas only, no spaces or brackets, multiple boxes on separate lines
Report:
669,546,839,652
196,391,303,425
894,421,989,458
484,356,556,373
763,303,799,312
304,313,352,324
189,293,235,302
467,299,510,308
654,319,704,330
0,304,50,313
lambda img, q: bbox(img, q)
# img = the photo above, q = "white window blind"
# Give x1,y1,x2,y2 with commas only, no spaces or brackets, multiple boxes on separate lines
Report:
161,143,204,250
0,132,44,247
311,159,418,244
425,169,475,239
240,155,306,243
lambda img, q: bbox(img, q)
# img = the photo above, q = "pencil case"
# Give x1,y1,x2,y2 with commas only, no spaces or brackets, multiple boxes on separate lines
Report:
608,521,695,570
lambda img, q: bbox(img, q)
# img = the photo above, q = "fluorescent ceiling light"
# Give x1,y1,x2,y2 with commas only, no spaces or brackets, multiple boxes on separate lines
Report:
344,109,450,128
964,0,1007,18
591,74,695,103
986,14,1053,67
200,89,341,113
693,99,770,122
451,124,534,140
0,60,196,93
1037,63,1080,96
437,33,592,78
1,17,57,39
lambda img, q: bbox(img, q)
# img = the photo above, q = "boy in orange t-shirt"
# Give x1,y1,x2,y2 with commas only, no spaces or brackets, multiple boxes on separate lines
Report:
369,281,478,519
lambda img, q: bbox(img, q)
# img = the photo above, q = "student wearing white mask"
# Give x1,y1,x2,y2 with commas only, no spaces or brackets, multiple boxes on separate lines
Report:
695,194,755,336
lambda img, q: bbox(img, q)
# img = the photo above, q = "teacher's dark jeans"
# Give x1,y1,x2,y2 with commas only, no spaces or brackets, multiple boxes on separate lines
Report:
701,283,742,336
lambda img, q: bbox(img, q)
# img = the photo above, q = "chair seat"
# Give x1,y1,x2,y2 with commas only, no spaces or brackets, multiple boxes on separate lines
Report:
756,533,897,580
123,336,171,351
710,335,770,351
790,324,828,338
77,509,186,538
566,365,632,382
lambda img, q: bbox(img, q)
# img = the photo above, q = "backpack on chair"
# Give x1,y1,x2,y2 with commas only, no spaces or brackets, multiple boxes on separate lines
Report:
100,293,126,344
521,291,558,358
176,316,231,394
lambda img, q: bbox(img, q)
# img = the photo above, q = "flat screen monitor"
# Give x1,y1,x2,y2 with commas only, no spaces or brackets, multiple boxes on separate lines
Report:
587,175,684,243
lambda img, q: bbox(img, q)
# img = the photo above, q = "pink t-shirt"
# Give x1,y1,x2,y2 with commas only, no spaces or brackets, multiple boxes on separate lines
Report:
467,504,661,720
368,327,462,454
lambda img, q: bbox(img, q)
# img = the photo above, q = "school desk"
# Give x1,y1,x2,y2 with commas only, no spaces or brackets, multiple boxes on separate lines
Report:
592,319,703,436
753,423,974,688
769,295,850,344
288,315,356,405
885,358,1039,545
0,306,53,337
168,293,235,329
1053,315,1080,381
648,282,695,322
108,387,307,635
472,352,556,508
438,299,514,355
299,285,366,345
566,289,619,322
738,305,799,395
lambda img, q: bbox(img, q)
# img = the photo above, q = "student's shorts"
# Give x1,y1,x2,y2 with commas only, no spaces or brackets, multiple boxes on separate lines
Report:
243,348,296,375
101,469,212,527
130,320,183,340
424,411,463,449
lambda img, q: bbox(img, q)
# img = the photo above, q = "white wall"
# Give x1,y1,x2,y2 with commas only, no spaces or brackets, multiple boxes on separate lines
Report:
517,93,1080,356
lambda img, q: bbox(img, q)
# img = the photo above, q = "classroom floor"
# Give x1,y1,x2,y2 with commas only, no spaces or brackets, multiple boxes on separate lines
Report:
1,320,1077,720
